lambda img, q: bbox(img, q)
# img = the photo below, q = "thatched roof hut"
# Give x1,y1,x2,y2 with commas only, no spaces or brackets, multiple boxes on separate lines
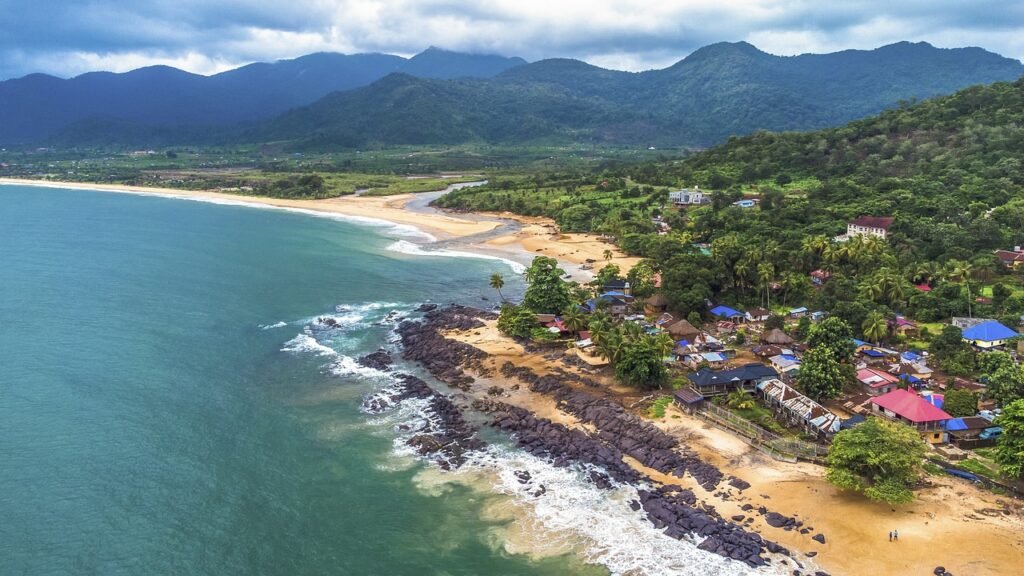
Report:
761,328,794,345
667,319,700,339
645,293,669,307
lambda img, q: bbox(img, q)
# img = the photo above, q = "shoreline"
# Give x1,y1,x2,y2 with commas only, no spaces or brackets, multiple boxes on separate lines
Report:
0,177,630,280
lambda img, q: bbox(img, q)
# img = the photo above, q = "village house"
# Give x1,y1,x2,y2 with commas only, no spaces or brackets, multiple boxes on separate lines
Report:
789,307,808,318
681,351,727,370
644,293,669,315
856,367,900,396
994,247,1024,269
733,199,757,208
746,307,771,323
757,378,841,438
768,353,801,376
870,389,952,444
668,187,710,206
709,305,745,324
945,417,1003,449
666,319,700,341
810,269,831,286
961,320,1018,349
602,279,631,296
893,316,917,337
845,216,894,240
686,363,779,397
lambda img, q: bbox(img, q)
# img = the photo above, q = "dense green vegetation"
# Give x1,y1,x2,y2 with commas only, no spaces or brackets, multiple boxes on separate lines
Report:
995,400,1024,478
826,418,927,504
442,79,1024,353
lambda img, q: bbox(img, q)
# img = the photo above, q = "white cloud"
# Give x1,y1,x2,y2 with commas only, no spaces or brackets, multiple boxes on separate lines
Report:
0,0,1020,79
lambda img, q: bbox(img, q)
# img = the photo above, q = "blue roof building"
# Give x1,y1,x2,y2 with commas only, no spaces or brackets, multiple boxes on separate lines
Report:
962,320,1018,349
709,305,744,320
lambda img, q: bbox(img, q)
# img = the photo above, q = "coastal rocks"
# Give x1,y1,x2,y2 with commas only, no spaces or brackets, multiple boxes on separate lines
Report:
764,512,791,528
397,306,491,390
416,303,438,312
728,477,751,491
361,374,435,413
812,533,826,544
357,349,393,371
474,399,642,485
498,362,725,490
639,485,780,568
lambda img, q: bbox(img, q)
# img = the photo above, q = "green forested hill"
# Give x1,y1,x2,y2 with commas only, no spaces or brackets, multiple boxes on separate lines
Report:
250,41,1022,149
438,77,1024,330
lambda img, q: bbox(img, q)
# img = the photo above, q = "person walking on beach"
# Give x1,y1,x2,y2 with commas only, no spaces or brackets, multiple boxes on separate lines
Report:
888,531,893,542
894,529,899,542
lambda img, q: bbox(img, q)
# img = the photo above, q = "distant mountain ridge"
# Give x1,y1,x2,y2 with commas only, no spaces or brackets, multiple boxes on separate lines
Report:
0,47,527,144
4,41,1023,148
249,41,1024,149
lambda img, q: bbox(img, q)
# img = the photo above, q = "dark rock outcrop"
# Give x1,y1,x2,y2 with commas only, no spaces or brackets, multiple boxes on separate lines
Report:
357,349,393,371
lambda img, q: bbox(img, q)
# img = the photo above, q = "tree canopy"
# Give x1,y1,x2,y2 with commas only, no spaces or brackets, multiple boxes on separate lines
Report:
826,417,926,504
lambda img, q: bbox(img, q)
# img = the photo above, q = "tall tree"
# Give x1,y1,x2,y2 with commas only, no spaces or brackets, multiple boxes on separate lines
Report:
826,417,926,504
489,273,505,301
995,400,1024,479
522,256,572,314
799,346,847,400
862,311,888,345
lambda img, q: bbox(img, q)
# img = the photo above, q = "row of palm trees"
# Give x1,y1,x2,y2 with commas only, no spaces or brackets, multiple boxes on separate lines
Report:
578,309,676,363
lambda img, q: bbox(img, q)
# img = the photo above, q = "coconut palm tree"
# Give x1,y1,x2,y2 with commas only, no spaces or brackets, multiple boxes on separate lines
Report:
489,273,505,301
862,311,889,345
733,258,751,294
599,330,627,364
653,332,675,358
562,306,586,336
603,249,614,262
726,390,755,410
757,263,774,309
622,321,645,342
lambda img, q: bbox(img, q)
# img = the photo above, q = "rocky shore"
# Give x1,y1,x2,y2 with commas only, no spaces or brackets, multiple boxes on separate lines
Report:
376,304,833,571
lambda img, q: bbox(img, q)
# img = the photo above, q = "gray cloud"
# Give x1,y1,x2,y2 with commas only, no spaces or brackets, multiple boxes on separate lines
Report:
0,0,1021,80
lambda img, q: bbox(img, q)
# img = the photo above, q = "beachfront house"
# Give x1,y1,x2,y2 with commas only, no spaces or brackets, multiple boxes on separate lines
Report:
856,368,900,396
870,389,952,444
686,363,779,397
757,378,841,438
962,320,1018,349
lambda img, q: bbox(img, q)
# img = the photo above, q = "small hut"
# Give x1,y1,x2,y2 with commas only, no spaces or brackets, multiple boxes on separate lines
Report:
644,293,670,315
761,328,794,346
667,319,700,340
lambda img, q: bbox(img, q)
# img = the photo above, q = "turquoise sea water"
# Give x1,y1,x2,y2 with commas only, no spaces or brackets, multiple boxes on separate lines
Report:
1,185,761,576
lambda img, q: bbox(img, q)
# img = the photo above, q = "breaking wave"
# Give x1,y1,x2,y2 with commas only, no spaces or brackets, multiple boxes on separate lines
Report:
387,240,526,274
260,321,288,330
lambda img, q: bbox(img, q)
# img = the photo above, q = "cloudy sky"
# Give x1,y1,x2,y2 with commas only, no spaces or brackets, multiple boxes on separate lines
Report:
1,0,1022,80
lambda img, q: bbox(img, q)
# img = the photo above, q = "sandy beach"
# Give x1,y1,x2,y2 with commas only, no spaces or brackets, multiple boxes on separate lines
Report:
0,178,635,279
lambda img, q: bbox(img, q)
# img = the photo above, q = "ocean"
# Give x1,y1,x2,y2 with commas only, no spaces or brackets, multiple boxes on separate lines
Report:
0,185,760,576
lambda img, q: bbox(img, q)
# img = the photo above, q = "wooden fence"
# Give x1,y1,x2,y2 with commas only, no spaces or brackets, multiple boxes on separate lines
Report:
694,403,830,464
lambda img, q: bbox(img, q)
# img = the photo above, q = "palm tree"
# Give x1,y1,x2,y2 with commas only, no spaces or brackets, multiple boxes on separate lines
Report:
599,330,627,364
562,306,586,336
726,390,755,410
757,263,774,309
653,332,675,358
603,249,614,262
622,321,645,342
733,258,751,294
489,273,505,301
862,311,888,345
946,260,977,317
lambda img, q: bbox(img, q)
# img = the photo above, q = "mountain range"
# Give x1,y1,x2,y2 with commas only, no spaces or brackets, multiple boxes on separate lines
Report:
0,48,526,145
2,42,1022,148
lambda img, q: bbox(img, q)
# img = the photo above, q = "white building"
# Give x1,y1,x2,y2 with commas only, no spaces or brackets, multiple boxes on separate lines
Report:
669,187,709,206
846,216,894,239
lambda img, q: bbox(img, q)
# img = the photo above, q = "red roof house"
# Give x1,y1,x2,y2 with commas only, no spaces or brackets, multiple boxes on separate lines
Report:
871,389,951,443
856,368,900,396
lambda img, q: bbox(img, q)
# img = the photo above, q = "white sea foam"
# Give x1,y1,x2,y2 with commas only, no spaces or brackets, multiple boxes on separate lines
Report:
328,355,392,380
387,240,526,273
458,447,782,576
260,321,288,330
281,334,338,357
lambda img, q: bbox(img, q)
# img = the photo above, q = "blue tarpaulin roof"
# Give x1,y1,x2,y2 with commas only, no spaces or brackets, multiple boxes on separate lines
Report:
962,320,1018,342
899,374,923,384
709,305,743,318
852,338,868,347
862,349,886,358
946,418,969,431
901,351,921,361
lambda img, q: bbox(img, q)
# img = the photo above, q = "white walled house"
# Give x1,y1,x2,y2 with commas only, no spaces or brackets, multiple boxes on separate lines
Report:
669,188,710,206
846,216,894,239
